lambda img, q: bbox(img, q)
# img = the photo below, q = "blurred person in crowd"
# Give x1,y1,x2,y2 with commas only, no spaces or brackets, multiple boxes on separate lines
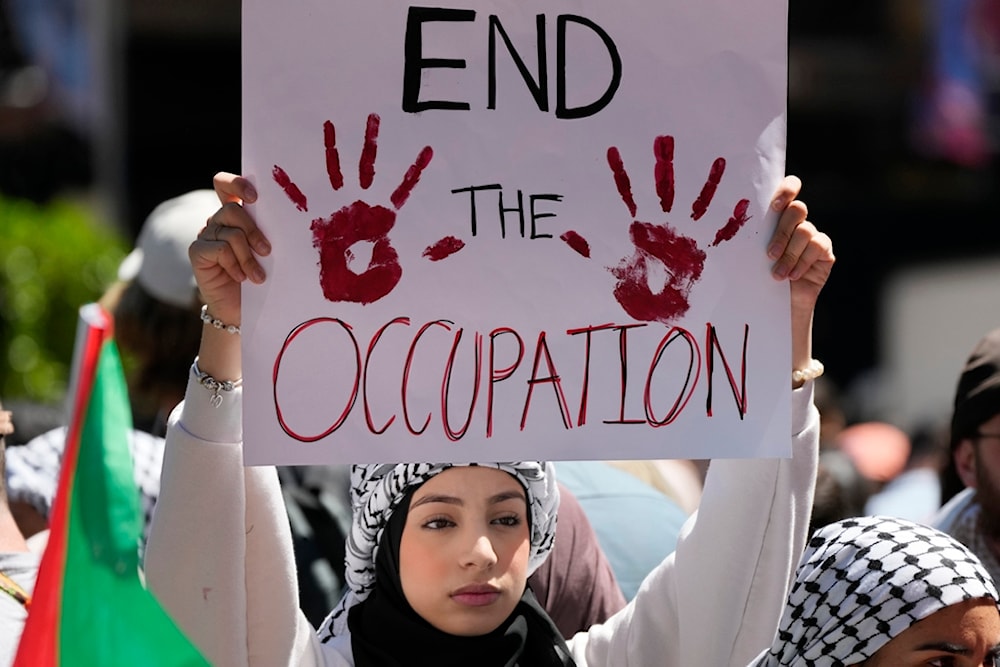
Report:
606,458,703,516
528,482,627,638
0,400,39,667
0,400,62,449
806,375,871,534
0,398,62,541
808,420,913,533
808,449,869,535
863,420,948,521
3,190,215,556
932,326,1000,584
813,375,847,450
748,515,1000,666
554,460,689,601
833,420,911,496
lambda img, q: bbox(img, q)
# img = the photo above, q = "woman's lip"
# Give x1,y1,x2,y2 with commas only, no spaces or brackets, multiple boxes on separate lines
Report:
450,590,502,607
450,584,502,606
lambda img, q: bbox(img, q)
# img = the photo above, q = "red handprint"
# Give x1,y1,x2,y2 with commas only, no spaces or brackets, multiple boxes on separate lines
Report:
272,114,443,305
562,135,751,324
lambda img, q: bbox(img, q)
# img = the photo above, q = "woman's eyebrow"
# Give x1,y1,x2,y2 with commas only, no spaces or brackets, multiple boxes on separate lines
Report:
411,494,463,508
913,641,969,655
410,489,525,508
489,490,526,505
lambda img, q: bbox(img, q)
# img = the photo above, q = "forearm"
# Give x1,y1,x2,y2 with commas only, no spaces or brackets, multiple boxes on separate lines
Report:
144,377,252,667
568,383,819,667
145,372,317,667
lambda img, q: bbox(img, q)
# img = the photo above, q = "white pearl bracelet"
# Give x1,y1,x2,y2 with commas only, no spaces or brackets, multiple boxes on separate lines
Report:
792,358,825,385
200,305,241,335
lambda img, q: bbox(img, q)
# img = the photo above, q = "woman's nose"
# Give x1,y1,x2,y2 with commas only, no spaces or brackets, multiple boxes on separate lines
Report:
461,533,498,570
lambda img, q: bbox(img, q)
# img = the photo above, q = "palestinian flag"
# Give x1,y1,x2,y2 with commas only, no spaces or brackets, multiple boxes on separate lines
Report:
14,303,208,666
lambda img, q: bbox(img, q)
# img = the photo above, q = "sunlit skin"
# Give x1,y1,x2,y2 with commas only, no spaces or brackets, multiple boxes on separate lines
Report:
858,598,1000,667
399,466,531,636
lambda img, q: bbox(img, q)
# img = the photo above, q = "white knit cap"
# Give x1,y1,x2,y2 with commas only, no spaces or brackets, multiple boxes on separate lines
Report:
117,189,219,309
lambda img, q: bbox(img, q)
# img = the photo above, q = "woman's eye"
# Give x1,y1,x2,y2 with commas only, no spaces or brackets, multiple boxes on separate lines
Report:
927,658,955,667
493,515,521,527
423,517,455,530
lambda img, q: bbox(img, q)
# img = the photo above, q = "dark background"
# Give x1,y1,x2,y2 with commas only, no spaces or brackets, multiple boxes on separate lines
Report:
4,0,999,403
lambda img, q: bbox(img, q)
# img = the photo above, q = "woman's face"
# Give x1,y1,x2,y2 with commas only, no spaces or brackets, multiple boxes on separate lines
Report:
399,466,531,636
860,598,1000,666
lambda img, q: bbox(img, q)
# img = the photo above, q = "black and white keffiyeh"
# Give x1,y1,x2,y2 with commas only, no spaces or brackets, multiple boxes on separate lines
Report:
750,515,999,666
319,461,560,640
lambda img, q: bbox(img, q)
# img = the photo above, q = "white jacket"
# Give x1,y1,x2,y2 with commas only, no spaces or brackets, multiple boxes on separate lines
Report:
145,373,819,667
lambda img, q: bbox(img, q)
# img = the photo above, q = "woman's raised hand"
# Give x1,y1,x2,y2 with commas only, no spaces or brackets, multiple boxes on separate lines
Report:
765,175,835,316
765,175,835,378
190,173,270,380
190,173,270,329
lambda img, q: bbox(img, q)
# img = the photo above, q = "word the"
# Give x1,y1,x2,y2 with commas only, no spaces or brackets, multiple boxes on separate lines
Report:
451,184,562,238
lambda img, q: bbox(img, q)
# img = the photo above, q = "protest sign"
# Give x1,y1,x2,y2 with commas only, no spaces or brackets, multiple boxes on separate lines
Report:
241,0,791,465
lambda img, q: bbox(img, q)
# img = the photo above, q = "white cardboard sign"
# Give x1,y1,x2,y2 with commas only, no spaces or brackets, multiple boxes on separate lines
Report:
241,0,791,465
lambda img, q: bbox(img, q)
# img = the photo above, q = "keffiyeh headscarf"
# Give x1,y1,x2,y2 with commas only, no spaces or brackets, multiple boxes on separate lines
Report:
750,515,999,666
319,461,560,641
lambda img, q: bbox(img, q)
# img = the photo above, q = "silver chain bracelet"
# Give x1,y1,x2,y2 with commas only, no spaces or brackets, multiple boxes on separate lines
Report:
191,357,243,407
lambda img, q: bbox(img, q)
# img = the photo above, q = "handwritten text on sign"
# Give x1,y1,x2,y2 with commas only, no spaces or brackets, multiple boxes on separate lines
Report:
241,0,791,465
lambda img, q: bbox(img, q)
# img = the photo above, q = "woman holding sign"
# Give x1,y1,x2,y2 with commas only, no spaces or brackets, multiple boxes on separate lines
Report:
144,172,834,666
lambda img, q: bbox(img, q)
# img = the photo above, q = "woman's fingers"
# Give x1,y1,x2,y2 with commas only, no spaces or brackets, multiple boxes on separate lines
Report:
213,201,271,257
767,198,808,261
193,214,266,285
213,172,258,205
779,222,834,281
769,174,802,213
770,217,814,279
216,224,266,284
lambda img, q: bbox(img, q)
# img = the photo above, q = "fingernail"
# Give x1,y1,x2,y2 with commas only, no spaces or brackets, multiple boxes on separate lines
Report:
771,197,786,211
244,184,258,202
255,238,271,255
252,267,266,283
773,264,789,279
767,243,782,259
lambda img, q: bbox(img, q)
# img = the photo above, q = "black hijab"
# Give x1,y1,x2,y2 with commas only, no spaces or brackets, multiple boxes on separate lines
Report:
347,488,576,667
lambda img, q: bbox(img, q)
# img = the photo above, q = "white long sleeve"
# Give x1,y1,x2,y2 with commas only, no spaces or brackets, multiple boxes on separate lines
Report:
146,372,818,667
567,383,819,667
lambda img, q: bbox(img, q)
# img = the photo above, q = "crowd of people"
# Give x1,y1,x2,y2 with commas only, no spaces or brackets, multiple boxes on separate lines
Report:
0,164,999,665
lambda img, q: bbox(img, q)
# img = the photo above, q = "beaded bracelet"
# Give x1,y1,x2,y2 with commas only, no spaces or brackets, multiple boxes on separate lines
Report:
200,305,241,335
792,358,825,385
192,357,243,407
